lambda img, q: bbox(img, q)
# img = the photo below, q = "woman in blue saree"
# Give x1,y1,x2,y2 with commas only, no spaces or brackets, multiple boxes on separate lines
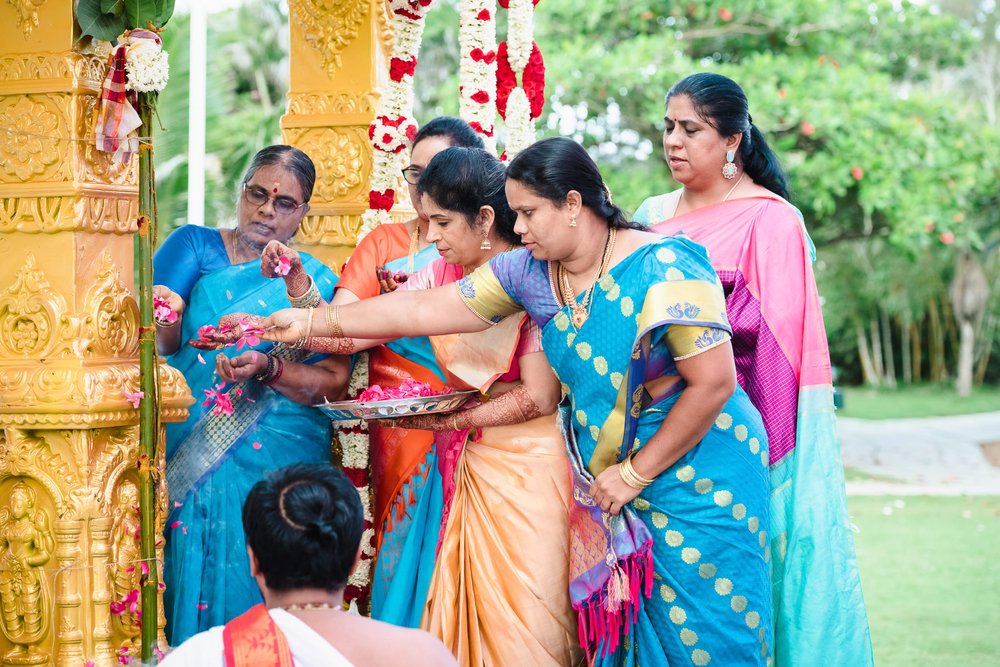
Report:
152,146,347,644
222,138,774,665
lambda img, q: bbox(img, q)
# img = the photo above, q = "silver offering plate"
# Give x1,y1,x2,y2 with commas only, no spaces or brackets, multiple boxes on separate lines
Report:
316,390,479,422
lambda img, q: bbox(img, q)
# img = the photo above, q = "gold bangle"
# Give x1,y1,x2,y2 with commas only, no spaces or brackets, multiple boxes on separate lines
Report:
619,453,654,491
325,304,344,338
287,275,321,308
305,307,315,340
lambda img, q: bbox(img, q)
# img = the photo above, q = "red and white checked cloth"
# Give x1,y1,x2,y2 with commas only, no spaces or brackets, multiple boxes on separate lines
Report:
94,30,162,163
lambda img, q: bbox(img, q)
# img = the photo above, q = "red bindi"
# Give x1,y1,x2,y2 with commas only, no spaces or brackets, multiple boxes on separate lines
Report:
272,187,278,193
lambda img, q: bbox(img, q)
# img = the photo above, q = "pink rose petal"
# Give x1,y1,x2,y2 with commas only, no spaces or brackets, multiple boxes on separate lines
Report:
197,353,206,364
182,526,188,534
174,501,183,508
252,441,262,450
170,521,182,529
196,603,208,610
275,256,292,276
123,390,143,409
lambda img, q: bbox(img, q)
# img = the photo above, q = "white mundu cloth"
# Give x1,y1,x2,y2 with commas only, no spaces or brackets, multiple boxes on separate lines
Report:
160,608,353,666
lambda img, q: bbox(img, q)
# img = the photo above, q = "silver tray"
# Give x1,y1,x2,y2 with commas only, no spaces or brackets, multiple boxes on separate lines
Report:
315,390,479,422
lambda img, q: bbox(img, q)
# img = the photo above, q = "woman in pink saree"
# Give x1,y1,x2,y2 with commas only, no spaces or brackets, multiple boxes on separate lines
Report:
634,73,872,667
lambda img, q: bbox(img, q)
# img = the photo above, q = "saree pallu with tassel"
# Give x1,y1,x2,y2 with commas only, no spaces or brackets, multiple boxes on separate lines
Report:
640,193,872,666
458,237,773,665
161,255,336,644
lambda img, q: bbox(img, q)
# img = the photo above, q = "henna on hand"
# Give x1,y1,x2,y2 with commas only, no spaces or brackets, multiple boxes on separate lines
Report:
452,384,542,430
301,336,359,355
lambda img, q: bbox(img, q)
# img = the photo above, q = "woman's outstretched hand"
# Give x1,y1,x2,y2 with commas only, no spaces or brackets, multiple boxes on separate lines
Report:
187,313,266,349
370,413,454,431
260,240,303,279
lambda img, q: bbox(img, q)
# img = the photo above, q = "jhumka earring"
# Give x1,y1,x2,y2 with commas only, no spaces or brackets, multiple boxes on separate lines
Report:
480,235,492,250
569,215,577,227
722,149,738,179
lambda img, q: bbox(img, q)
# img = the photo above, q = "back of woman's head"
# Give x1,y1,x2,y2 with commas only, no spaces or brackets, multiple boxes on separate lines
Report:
242,463,363,592
417,147,519,246
413,116,485,151
506,137,633,229
667,73,789,200
242,145,317,202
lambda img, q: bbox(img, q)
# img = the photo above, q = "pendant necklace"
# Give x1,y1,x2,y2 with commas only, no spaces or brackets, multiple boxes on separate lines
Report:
557,228,617,329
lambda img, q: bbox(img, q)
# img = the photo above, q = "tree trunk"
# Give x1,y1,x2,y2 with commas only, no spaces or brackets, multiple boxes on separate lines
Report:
911,320,923,383
901,312,912,384
871,315,885,382
974,310,996,385
956,320,976,397
928,299,946,382
856,323,878,386
880,305,897,387
950,251,990,396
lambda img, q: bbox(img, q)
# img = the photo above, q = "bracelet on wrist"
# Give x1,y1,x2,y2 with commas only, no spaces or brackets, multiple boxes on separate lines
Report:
254,353,277,383
266,357,285,385
287,275,321,309
618,452,655,491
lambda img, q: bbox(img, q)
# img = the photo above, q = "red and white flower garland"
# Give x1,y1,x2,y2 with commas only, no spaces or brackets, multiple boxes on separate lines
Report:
359,0,434,238
497,0,545,158
458,0,498,154
348,0,434,608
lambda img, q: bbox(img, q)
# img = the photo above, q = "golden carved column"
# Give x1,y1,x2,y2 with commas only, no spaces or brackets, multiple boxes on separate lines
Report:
0,1,192,664
285,0,405,270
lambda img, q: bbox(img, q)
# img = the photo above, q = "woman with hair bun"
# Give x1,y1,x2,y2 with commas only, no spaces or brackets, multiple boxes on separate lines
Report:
160,463,456,666
634,72,872,666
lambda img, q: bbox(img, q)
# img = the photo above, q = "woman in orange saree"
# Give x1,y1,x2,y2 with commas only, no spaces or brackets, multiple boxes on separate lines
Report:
333,118,485,624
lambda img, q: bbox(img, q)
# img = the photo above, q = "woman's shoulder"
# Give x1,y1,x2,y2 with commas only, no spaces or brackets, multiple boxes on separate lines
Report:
749,197,816,260
160,223,221,248
633,190,681,226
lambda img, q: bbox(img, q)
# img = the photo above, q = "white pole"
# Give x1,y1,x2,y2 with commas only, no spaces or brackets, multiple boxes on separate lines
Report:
187,2,208,225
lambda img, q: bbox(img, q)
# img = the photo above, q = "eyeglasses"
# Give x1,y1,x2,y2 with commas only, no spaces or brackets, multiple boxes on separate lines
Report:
242,183,308,216
401,166,423,186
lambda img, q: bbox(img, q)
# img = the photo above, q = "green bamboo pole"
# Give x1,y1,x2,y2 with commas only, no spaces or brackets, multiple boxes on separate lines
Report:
136,90,160,664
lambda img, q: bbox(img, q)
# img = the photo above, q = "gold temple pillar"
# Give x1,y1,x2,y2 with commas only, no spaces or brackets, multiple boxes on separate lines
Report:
284,0,405,269
0,1,192,664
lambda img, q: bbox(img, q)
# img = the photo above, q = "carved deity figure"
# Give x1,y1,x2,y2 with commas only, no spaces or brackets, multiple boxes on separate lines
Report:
111,482,141,636
0,483,53,664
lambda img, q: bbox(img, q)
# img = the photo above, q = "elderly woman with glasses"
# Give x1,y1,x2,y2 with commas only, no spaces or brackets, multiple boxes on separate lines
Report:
152,145,349,644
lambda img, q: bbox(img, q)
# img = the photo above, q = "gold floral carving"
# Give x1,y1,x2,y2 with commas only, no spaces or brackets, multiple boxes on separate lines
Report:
83,253,140,359
289,0,369,80
0,196,138,234
295,214,363,247
286,91,373,117
0,96,61,182
372,0,394,70
0,254,65,358
285,127,369,202
6,0,47,40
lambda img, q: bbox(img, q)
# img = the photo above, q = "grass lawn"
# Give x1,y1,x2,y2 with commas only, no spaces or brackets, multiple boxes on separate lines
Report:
849,495,1000,666
838,384,1000,419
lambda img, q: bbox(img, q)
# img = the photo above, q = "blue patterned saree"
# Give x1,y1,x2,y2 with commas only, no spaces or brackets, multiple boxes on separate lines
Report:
155,227,337,643
458,237,773,666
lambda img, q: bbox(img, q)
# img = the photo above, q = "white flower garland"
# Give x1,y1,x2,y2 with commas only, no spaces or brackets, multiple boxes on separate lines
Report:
458,0,498,155
498,0,538,159
360,1,433,239
122,31,169,93
504,87,535,156
349,0,435,603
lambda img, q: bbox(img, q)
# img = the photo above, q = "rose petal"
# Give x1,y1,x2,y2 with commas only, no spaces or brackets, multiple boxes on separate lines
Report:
252,441,263,450
197,353,206,365
170,521,182,529
123,390,144,409
196,603,208,610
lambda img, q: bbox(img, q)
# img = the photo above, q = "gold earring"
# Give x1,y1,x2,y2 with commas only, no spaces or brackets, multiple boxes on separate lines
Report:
569,215,577,227
480,236,492,250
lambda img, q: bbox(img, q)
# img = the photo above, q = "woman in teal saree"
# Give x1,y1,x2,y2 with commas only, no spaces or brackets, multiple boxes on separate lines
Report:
210,138,773,665
153,146,347,643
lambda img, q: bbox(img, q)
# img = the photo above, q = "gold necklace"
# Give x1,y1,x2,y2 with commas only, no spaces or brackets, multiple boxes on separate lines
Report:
722,172,746,202
557,228,617,329
280,601,342,611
